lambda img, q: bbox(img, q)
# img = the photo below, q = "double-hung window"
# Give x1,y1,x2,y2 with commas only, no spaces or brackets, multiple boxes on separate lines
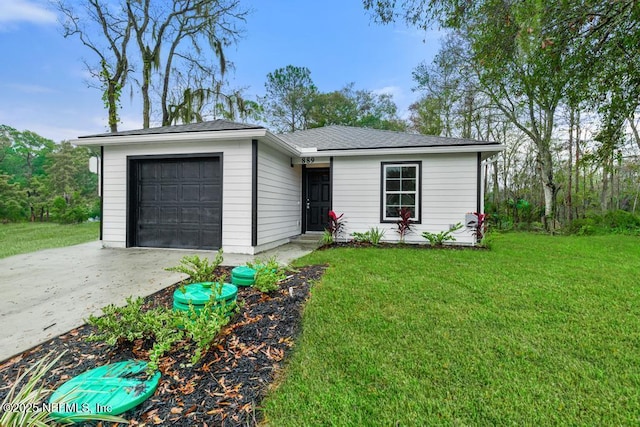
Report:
381,162,421,222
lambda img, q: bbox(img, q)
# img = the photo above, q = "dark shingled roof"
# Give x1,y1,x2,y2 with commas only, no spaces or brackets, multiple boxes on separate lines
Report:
277,125,500,151
79,119,264,138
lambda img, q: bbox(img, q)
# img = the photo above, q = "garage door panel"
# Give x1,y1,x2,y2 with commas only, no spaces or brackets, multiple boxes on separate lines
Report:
140,163,158,179
201,208,219,225
158,229,179,247
139,206,158,224
131,156,222,250
180,207,200,224
182,184,201,201
200,229,217,245
161,207,178,224
161,185,178,201
201,185,219,201
181,163,201,179
161,163,178,179
202,162,217,179
140,185,158,201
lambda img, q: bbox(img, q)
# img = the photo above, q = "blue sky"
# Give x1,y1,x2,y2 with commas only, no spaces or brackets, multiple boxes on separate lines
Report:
0,0,441,142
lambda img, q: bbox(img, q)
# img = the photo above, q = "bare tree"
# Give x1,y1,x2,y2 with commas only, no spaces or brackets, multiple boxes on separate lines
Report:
57,0,132,132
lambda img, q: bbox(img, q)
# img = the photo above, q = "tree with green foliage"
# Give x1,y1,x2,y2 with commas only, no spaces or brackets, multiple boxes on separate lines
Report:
0,126,99,223
0,125,54,185
306,83,407,131
263,65,318,133
408,95,444,135
0,174,27,222
365,0,579,228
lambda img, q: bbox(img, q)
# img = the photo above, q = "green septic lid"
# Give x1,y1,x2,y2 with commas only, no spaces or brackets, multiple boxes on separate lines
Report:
173,298,236,313
173,283,237,305
49,360,160,422
232,276,255,287
232,266,257,280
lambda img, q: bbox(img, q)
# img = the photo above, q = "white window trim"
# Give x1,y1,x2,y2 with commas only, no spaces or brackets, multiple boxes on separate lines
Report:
381,161,421,223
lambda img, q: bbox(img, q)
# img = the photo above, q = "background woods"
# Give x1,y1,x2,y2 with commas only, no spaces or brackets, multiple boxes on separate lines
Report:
0,125,99,223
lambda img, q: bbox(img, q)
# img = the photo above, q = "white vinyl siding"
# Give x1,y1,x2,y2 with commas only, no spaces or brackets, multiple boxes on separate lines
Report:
257,142,301,250
101,139,253,253
332,153,478,244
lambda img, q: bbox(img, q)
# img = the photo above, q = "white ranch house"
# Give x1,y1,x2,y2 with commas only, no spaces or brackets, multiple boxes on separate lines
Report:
75,120,504,254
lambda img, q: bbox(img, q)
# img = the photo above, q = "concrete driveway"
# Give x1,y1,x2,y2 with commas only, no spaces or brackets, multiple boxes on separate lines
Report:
0,240,314,362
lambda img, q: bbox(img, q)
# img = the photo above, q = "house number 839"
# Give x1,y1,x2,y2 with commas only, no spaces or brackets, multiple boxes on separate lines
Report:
301,157,315,164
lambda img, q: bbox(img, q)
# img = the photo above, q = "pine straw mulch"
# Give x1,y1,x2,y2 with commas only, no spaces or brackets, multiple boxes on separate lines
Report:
0,265,326,426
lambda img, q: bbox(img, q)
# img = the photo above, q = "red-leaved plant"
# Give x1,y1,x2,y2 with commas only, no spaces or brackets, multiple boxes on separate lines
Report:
396,207,414,243
472,212,488,241
327,211,345,241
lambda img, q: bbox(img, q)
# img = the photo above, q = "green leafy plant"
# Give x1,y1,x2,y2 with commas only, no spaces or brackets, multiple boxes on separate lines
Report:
351,227,386,245
86,294,235,373
368,227,385,245
396,208,414,243
351,231,371,243
180,298,237,365
320,229,334,245
165,251,224,284
422,223,463,246
248,256,287,293
1,351,126,426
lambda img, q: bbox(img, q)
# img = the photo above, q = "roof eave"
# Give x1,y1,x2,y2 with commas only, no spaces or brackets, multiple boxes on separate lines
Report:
313,144,506,157
73,128,272,146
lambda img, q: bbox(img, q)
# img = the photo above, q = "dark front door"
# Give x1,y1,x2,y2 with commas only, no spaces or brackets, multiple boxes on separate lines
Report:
129,156,222,249
305,168,331,231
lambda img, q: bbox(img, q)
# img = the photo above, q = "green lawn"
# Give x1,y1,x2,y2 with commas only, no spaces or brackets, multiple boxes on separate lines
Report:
262,233,640,425
0,222,100,259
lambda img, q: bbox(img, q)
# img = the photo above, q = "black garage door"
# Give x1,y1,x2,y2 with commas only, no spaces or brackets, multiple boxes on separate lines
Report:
129,156,222,250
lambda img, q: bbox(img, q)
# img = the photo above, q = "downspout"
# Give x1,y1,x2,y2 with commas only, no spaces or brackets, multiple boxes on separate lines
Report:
251,140,258,248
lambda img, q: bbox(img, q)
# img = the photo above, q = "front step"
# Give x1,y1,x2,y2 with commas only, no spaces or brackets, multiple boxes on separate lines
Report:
289,233,323,248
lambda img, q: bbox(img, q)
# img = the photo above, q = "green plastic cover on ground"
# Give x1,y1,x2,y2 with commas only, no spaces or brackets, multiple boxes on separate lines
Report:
172,283,238,306
48,360,161,422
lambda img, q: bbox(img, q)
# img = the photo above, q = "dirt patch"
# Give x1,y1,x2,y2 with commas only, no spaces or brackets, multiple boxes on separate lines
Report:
0,265,326,426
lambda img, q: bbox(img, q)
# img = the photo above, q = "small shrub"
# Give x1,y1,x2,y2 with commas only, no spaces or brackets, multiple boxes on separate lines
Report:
396,208,414,243
602,210,640,231
578,224,597,236
165,252,224,284
254,268,286,293
565,217,599,235
422,223,463,246
249,257,287,293
182,298,237,365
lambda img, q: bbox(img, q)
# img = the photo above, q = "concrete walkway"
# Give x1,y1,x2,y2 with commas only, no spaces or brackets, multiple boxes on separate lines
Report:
0,241,315,362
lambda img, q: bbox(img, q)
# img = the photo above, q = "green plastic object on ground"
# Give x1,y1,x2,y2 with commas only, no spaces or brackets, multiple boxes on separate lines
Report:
172,283,238,311
48,360,161,423
231,266,257,287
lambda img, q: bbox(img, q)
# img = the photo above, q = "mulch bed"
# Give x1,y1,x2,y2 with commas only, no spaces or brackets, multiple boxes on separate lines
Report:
0,265,326,426
324,241,487,250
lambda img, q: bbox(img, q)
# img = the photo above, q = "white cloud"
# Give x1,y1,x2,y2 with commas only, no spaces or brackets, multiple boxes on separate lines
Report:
373,85,403,99
0,1,57,26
